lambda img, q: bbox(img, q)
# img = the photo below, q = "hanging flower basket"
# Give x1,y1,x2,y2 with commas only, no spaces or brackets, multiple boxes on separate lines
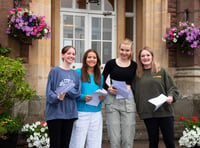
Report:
163,22,200,56
6,7,51,44
176,46,200,67
18,37,32,45
163,22,200,67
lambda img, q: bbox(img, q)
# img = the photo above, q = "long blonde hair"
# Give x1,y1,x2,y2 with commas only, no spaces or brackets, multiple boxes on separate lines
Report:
136,46,160,78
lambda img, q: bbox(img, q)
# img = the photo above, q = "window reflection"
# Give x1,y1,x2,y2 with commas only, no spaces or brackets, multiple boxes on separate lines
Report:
75,40,85,63
103,42,111,63
105,0,114,11
75,16,85,39
92,41,101,59
63,15,73,38
92,18,101,40
61,0,72,8
103,18,112,40
90,2,101,10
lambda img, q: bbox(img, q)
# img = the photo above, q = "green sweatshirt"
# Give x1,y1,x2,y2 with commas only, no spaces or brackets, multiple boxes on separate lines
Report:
132,68,179,119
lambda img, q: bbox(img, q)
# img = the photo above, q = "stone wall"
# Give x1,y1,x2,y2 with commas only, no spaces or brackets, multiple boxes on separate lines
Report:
168,0,177,67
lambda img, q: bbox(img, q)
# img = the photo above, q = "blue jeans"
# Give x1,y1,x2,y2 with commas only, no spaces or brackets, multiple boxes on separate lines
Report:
105,93,136,148
144,117,175,148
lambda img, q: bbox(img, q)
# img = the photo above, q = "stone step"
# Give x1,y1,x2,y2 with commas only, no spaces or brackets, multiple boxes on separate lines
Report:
102,110,185,141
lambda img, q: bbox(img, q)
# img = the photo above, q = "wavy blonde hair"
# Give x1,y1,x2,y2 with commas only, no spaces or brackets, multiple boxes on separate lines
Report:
136,46,160,78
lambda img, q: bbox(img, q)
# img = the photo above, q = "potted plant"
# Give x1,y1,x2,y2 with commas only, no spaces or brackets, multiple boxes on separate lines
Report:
21,121,49,147
163,21,200,67
0,115,22,147
178,116,200,148
6,7,51,44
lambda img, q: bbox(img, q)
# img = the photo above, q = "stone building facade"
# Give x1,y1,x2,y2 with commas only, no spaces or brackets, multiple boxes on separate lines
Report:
0,0,200,142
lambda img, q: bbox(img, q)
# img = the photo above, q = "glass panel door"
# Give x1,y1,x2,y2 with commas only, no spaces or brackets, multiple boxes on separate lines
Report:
90,15,115,64
61,13,115,69
61,13,87,67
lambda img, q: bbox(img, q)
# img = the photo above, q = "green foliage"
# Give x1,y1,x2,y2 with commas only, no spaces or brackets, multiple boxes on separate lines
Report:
0,55,36,114
0,44,11,57
0,115,22,136
180,116,200,129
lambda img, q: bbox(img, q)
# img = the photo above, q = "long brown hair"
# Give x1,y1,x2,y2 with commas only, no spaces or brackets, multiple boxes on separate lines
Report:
81,49,101,86
136,46,160,78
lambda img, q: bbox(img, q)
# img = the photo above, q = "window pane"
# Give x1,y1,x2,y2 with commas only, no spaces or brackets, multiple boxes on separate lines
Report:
76,0,87,9
63,15,73,38
103,42,111,64
92,41,101,59
104,0,114,11
125,17,133,41
61,0,72,8
103,18,112,40
92,18,101,40
75,40,85,63
126,0,133,12
90,2,101,10
63,40,73,46
75,16,85,39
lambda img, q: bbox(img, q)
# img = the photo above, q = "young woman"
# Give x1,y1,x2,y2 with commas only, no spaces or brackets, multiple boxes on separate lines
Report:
102,38,137,148
70,49,106,148
132,47,179,148
46,46,81,148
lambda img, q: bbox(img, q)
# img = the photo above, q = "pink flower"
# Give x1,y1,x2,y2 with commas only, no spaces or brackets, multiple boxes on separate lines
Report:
7,7,51,40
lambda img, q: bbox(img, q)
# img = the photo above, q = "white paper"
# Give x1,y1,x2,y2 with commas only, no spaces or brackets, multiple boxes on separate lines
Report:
148,94,168,111
55,83,75,95
111,80,131,99
86,89,108,106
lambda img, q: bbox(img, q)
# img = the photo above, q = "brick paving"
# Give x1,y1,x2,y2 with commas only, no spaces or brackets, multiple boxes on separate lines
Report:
17,139,182,148
102,139,182,148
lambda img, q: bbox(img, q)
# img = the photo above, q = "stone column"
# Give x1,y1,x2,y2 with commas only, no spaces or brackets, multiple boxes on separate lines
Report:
24,0,51,122
174,0,200,101
174,66,200,96
117,0,125,57
174,0,200,134
27,0,51,95
137,0,169,68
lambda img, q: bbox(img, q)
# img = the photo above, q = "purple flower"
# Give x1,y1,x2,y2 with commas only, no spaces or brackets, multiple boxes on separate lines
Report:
46,32,51,39
18,22,23,28
186,35,193,42
181,22,188,27
191,40,199,48
32,15,36,19
25,26,32,32
11,16,15,22
6,28,11,34
16,18,20,23
7,7,51,40
26,32,31,36
29,17,33,22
